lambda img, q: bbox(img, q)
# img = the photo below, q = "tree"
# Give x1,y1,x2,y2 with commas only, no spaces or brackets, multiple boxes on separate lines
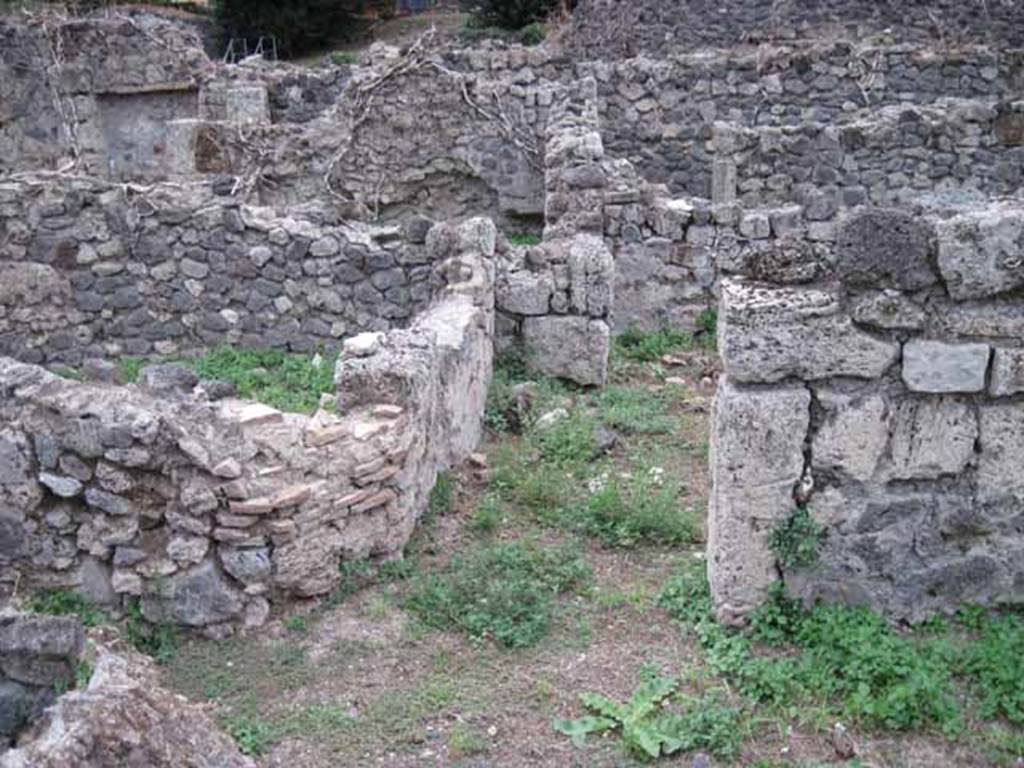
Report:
212,0,362,59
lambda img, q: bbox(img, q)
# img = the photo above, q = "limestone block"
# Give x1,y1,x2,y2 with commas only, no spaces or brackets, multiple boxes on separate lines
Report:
990,347,1024,397
902,340,990,393
708,377,810,625
836,208,938,289
811,391,887,482
140,559,245,627
936,205,1024,300
977,404,1024,502
497,271,553,316
719,280,899,383
850,290,925,330
521,316,610,387
886,397,978,480
225,85,270,127
566,234,614,318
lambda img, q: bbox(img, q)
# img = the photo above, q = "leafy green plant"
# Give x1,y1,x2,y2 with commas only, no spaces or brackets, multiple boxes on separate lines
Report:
284,615,308,634
124,602,178,664
506,232,543,247
533,411,597,466
695,307,718,350
118,356,148,384
27,589,106,627
428,472,455,518
447,722,489,757
468,493,503,535
768,507,822,568
330,50,358,66
959,614,1024,724
554,673,742,759
519,21,546,45
226,714,280,757
614,327,691,363
593,386,675,435
404,541,590,648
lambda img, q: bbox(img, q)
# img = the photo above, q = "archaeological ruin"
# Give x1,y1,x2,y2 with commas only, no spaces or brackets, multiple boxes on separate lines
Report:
1,0,1023,762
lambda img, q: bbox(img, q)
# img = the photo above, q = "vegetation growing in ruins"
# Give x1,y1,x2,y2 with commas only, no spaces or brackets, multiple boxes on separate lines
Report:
119,346,337,413
27,589,106,628
614,327,692,362
768,506,823,568
403,540,590,648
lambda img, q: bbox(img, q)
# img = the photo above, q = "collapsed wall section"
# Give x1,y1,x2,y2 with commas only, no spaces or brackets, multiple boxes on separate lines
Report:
708,203,1024,625
0,218,495,632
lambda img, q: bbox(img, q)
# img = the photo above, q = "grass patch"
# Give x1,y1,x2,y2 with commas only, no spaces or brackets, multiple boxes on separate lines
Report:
592,386,675,435
120,345,337,414
404,540,591,648
614,327,692,363
506,232,543,247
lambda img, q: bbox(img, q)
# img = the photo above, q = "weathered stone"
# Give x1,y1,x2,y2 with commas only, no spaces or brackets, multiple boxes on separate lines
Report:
719,280,899,383
497,272,553,315
39,472,83,498
84,487,131,516
990,347,1024,397
521,316,610,387
902,340,990,393
273,529,345,597
836,208,938,289
887,397,978,480
0,679,53,747
811,391,887,482
977,405,1024,502
140,559,244,627
708,378,810,625
936,205,1024,300
850,290,926,330
136,363,199,395
219,547,271,583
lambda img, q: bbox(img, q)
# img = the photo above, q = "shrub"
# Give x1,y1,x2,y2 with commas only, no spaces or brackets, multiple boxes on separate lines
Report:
404,541,590,648
468,0,562,31
768,507,822,568
614,327,691,363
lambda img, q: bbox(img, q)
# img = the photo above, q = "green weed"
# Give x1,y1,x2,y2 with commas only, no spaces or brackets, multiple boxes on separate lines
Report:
27,589,106,627
959,614,1024,724
768,507,822,568
447,722,489,757
404,540,591,648
614,327,691,363
468,493,503,535
506,232,543,247
330,51,358,65
124,602,178,664
593,386,675,435
428,472,455,518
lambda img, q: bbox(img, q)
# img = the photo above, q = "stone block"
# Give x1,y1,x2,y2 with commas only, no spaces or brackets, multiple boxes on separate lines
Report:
521,316,610,387
902,340,990,393
811,391,887,482
977,404,1024,502
886,397,978,480
497,272,553,316
719,280,899,383
936,205,1024,300
708,377,810,625
836,208,938,289
850,290,925,330
990,347,1024,397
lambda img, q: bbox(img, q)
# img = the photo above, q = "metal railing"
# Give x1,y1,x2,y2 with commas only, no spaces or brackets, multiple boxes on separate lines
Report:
222,35,278,64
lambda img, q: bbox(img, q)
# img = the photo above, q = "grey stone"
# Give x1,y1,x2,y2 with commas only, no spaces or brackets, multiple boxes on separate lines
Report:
497,272,553,316
521,316,610,387
977,404,1024,502
84,487,132,516
719,280,899,384
76,556,117,605
936,205,1024,300
850,290,926,330
836,208,939,289
990,347,1024,397
39,472,83,498
81,358,121,384
811,391,887,482
709,378,810,626
136,363,199,395
219,547,272,583
886,397,978,480
179,258,209,280
0,679,53,745
902,340,990,393
141,559,245,627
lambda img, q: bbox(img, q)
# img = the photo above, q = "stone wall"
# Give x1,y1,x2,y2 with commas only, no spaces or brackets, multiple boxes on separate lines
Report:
0,614,84,749
708,203,1024,625
566,0,1024,58
0,179,445,366
713,100,1024,209
0,218,495,631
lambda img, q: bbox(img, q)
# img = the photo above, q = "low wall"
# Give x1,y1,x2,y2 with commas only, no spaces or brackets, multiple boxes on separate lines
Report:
0,219,495,631
0,179,446,366
708,203,1024,625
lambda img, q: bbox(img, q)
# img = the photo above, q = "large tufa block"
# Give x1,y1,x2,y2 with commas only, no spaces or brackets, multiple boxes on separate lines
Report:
708,377,810,626
521,316,610,387
718,279,899,383
935,204,1024,300
836,208,939,290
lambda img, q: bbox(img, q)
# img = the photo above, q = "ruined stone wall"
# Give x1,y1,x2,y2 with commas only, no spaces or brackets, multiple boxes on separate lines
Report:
566,0,1024,58
0,14,208,178
708,204,1024,625
0,218,495,631
713,100,1024,209
0,179,448,366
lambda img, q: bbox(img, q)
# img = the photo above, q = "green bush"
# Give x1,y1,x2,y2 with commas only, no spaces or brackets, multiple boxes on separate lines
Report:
404,541,590,648
768,507,822,568
468,0,562,31
614,327,691,363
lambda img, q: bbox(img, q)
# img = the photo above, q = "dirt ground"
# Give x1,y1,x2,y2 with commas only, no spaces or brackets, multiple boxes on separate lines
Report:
160,349,1016,768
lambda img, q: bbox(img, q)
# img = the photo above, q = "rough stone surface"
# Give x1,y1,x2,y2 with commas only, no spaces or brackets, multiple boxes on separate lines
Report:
990,348,1024,397
886,398,978,480
811,392,887,482
521,316,610,387
902,340,991,393
708,378,810,626
718,280,899,383
936,205,1024,300
836,209,939,290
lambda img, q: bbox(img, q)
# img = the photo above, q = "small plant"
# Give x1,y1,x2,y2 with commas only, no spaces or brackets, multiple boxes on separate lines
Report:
226,714,280,757
506,232,543,247
593,386,675,435
554,673,742,759
124,602,178,664
533,411,597,466
330,50,358,66
447,722,489,757
695,307,718,350
768,507,822,568
614,327,691,363
519,21,546,46
284,615,308,634
118,356,148,384
404,540,590,648
27,589,106,627
959,613,1024,724
468,493,503,535
428,472,455,518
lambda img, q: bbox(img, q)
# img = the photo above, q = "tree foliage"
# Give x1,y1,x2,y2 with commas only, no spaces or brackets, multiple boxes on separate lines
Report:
468,0,569,31
212,0,362,58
